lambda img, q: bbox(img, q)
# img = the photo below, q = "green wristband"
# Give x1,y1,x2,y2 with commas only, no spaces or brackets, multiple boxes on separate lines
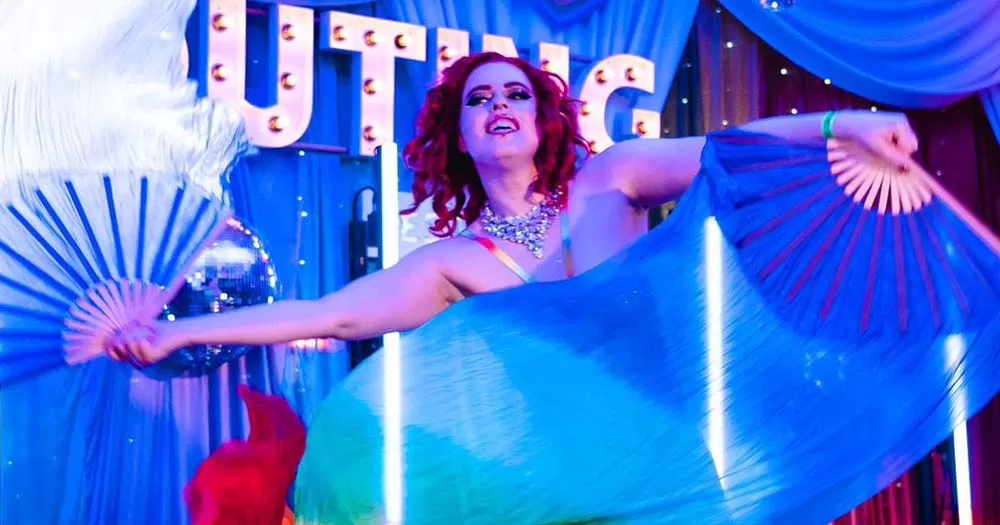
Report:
821,111,837,139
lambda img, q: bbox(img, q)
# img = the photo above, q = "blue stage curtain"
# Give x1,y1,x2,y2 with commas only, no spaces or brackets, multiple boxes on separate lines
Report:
717,0,1000,142
0,7,365,525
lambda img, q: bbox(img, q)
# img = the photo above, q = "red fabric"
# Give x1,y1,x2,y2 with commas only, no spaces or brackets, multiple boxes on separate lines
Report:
970,398,1000,523
831,470,917,525
830,451,957,525
184,386,307,525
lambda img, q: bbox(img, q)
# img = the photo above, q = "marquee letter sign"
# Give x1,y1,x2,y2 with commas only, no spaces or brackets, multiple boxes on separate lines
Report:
193,0,314,148
192,4,659,156
320,12,427,157
577,54,659,153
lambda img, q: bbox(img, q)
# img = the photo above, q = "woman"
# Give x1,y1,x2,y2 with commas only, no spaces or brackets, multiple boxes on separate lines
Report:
108,53,916,364
110,52,930,524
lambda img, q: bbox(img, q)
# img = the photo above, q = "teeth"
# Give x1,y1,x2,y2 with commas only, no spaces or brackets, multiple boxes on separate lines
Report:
489,118,516,133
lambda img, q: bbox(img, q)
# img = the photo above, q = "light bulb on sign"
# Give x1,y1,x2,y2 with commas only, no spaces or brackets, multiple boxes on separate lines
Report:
269,115,289,131
533,43,569,87
211,64,229,81
212,13,231,31
363,78,382,95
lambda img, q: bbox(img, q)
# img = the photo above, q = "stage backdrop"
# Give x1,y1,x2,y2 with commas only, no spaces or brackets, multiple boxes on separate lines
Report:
717,0,1000,142
231,0,699,415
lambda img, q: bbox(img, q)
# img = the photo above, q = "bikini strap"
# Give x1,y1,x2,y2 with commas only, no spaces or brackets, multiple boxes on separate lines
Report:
458,230,534,283
560,200,574,278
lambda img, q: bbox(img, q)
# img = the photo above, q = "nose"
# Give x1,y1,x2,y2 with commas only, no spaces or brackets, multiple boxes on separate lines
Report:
492,97,509,111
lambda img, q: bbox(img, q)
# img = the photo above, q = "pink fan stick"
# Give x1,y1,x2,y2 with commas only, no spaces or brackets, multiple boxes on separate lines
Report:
62,212,235,365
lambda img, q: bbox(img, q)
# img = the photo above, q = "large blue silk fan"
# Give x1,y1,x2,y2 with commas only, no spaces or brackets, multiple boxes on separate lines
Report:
0,174,232,383
694,130,1000,520
707,131,1000,341
290,129,1000,525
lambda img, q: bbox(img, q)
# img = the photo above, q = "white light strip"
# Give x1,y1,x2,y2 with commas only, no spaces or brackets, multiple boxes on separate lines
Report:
378,143,403,523
945,334,972,524
705,217,727,485
954,422,972,524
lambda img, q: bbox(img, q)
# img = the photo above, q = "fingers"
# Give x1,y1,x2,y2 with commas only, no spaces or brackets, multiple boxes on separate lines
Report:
893,119,919,154
102,323,158,368
870,136,914,172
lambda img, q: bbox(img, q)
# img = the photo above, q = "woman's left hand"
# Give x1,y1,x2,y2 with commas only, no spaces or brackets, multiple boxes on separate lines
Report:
833,109,919,171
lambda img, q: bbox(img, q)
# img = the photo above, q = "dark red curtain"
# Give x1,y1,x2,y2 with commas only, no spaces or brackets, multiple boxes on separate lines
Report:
756,38,1000,525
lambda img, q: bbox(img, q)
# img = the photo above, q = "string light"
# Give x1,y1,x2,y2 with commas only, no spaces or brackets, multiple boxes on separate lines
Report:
760,0,795,11
780,68,788,76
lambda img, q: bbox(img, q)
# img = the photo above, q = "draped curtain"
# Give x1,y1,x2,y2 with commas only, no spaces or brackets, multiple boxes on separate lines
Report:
717,0,1000,142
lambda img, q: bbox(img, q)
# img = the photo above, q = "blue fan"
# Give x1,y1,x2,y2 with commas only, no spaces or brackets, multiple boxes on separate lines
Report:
0,173,233,383
705,131,1000,341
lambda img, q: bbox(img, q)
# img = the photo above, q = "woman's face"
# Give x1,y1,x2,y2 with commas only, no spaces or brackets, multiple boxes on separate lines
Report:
458,61,540,166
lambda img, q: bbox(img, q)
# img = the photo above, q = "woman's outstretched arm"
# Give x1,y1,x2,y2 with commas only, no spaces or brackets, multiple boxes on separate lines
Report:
586,109,918,209
106,242,462,366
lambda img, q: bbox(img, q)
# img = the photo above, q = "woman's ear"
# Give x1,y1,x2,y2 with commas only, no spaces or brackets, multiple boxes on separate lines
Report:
458,136,467,153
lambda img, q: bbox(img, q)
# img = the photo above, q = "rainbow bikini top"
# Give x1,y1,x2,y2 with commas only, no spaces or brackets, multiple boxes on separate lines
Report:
459,206,574,283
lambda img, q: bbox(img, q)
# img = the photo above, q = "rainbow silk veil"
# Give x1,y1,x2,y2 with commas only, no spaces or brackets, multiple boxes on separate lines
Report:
293,132,1000,524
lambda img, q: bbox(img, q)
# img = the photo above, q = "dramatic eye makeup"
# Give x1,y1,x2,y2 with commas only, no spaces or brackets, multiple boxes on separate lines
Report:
464,82,534,107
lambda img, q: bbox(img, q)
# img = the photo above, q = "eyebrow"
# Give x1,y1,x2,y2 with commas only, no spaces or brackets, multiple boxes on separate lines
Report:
465,81,531,94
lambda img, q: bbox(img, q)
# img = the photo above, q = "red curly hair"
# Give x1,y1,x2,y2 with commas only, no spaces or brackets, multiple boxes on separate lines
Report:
402,52,590,237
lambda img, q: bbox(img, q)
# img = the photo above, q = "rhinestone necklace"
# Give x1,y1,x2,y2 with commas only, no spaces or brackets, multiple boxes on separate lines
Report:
480,188,564,259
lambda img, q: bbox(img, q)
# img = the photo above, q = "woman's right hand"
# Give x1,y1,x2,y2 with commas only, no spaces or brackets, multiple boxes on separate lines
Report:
104,320,189,368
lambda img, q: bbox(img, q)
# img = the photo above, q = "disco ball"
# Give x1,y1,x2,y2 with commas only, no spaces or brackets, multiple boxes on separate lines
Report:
154,218,281,376
760,0,795,11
